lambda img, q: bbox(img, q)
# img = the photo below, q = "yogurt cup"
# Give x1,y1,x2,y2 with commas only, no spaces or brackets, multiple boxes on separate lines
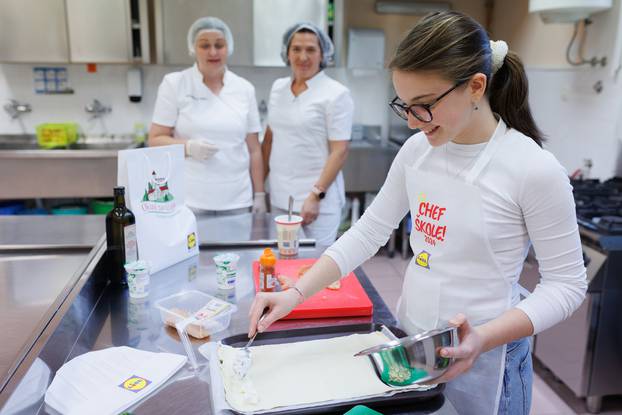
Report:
124,260,150,299
213,253,240,290
274,214,303,256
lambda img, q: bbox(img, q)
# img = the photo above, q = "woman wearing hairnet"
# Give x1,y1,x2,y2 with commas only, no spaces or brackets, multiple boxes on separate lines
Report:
262,22,354,247
149,17,266,214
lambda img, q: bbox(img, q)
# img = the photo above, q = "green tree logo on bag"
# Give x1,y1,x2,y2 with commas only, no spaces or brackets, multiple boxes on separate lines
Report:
141,170,176,213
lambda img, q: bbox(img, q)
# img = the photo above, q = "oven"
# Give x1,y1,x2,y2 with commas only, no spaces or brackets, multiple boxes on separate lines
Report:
521,178,622,413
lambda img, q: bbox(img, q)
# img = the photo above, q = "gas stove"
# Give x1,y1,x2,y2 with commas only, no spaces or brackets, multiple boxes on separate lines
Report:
532,177,622,413
572,177,622,235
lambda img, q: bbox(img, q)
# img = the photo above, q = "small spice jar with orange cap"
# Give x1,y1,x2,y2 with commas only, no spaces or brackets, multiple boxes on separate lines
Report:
259,248,276,292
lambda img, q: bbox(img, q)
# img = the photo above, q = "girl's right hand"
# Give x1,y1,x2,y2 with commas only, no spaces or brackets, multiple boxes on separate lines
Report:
247,288,303,337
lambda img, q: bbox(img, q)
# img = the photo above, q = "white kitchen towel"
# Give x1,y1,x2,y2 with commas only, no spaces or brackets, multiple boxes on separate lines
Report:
118,144,199,273
44,346,187,415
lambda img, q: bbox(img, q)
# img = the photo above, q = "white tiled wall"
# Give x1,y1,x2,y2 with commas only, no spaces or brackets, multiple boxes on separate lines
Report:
0,63,391,140
527,66,622,180
1,61,621,179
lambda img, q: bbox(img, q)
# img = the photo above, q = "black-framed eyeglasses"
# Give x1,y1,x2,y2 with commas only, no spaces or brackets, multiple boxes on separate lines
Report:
389,80,467,123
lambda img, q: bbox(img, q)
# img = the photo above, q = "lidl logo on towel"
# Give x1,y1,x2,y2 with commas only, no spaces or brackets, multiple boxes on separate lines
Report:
187,232,197,250
415,250,431,270
119,375,151,393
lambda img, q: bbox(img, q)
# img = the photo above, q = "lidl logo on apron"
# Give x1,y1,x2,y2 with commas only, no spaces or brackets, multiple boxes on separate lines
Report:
141,170,176,214
187,232,197,250
119,375,152,393
415,250,431,269
414,193,447,246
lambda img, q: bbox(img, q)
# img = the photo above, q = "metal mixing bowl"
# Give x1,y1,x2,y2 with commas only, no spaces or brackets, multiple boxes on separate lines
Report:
355,326,459,387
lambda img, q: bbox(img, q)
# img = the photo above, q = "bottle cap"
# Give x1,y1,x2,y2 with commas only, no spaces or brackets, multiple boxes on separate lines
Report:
114,186,125,196
260,248,276,266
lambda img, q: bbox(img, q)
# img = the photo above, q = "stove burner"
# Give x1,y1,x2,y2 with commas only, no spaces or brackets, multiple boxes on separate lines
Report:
596,216,622,234
572,178,622,235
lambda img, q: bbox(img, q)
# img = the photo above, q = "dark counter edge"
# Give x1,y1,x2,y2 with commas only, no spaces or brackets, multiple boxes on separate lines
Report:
0,244,397,412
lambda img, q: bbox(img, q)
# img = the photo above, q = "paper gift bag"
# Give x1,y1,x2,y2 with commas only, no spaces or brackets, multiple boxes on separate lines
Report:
118,144,199,273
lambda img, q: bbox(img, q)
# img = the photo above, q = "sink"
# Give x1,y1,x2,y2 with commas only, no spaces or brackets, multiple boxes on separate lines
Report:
70,136,138,150
343,139,399,193
0,141,39,150
0,134,139,151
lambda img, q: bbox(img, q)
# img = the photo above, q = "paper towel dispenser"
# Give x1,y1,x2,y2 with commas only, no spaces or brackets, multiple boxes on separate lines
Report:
347,29,385,69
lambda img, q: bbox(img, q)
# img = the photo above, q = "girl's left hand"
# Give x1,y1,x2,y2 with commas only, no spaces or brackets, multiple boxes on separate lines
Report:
429,314,486,384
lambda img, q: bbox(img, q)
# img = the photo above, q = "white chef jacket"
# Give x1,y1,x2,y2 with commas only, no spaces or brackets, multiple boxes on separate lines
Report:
152,64,261,211
267,71,354,213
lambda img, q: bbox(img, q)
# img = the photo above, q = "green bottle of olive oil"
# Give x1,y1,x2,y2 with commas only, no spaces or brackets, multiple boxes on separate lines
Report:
105,186,138,285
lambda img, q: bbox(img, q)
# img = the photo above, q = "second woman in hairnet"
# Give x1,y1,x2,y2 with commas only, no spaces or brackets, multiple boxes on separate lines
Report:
149,17,266,214
262,22,354,247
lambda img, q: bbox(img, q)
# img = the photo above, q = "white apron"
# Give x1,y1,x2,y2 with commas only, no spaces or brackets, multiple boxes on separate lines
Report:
396,119,512,415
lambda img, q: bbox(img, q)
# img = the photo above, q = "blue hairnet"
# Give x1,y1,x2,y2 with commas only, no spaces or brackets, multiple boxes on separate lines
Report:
187,17,234,57
280,22,334,68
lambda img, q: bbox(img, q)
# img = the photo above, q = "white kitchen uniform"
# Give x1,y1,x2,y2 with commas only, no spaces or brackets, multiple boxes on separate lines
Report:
152,64,261,211
268,71,353,245
325,119,587,414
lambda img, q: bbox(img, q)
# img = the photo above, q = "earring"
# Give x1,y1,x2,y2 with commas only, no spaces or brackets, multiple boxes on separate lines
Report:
473,103,479,111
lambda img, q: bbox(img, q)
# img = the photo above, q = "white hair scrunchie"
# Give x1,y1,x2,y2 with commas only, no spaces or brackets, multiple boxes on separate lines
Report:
490,40,508,74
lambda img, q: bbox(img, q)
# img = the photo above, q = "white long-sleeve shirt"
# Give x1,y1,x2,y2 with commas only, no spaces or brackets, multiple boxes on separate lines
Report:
325,129,587,334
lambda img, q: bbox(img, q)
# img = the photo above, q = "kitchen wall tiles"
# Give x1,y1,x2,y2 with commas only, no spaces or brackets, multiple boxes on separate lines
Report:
1,62,621,179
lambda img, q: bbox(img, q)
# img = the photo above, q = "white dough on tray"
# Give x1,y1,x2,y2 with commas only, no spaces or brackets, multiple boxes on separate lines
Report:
217,331,430,413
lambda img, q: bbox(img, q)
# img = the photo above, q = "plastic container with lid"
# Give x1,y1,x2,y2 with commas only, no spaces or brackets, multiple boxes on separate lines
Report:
155,290,237,339
155,290,237,370
259,248,276,292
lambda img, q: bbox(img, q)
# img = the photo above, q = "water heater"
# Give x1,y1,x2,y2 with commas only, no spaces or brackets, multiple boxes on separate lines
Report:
529,0,612,23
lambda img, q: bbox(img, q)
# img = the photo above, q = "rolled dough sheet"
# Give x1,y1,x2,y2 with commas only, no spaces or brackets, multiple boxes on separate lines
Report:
217,331,430,413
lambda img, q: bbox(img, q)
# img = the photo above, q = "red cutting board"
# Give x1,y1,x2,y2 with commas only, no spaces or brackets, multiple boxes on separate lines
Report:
252,258,373,320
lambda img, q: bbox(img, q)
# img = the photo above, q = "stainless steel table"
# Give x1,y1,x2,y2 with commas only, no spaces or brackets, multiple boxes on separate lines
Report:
1,243,457,414
0,252,90,395
0,213,308,251
0,216,104,250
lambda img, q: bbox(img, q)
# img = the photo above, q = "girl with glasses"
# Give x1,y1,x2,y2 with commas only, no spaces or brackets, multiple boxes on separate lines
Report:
249,11,586,415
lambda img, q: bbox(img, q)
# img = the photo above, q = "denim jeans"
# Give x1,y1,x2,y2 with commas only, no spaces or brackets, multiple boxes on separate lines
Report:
498,337,533,415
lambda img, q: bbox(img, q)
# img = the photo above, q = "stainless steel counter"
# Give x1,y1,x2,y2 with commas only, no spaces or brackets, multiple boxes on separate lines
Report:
0,213,308,251
0,134,138,200
0,151,122,200
196,213,311,247
0,216,104,250
0,242,457,414
1,138,399,199
0,251,93,400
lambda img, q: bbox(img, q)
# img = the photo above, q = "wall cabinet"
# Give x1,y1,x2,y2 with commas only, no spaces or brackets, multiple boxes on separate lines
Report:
0,0,336,66
154,0,334,67
66,0,150,63
0,0,149,64
0,0,69,63
253,0,328,67
154,0,253,66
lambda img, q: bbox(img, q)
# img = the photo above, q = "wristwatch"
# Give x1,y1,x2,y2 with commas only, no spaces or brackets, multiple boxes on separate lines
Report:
311,185,326,200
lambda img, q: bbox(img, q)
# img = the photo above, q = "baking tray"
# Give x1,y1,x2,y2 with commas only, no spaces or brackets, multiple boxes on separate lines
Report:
219,323,445,414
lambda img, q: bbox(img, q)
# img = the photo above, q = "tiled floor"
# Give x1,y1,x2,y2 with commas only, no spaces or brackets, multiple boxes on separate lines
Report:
361,252,622,415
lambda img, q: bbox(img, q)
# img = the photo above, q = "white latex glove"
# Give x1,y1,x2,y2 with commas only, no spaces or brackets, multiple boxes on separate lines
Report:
252,192,267,213
185,139,219,160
